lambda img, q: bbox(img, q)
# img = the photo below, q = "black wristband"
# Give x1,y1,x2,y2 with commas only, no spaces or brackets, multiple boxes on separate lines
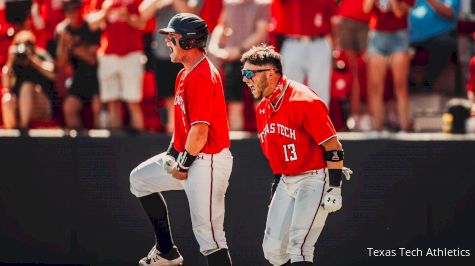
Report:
177,150,197,172
325,150,344,162
328,169,343,187
166,142,179,159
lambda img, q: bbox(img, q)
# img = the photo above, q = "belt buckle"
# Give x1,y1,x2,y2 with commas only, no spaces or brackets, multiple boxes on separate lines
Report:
300,36,312,43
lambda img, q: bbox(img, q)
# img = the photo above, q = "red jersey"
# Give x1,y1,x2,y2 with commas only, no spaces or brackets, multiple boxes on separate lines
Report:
97,0,143,56
199,0,223,32
256,76,337,175
272,0,336,36
467,56,475,93
38,0,65,42
173,58,230,154
369,0,414,32
338,0,370,23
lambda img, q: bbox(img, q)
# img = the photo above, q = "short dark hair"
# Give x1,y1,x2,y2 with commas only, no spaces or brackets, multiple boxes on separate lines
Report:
240,44,282,74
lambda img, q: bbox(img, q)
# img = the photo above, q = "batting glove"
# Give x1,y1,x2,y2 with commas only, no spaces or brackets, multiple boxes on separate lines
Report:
342,167,353,181
158,154,177,174
322,187,342,213
322,167,353,212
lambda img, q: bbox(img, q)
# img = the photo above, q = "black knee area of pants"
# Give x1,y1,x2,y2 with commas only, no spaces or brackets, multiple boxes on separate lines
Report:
206,248,232,266
291,262,312,265
139,193,173,253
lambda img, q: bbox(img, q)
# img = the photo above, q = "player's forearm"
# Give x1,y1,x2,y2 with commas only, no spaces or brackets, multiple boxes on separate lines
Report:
184,123,209,155
322,136,344,169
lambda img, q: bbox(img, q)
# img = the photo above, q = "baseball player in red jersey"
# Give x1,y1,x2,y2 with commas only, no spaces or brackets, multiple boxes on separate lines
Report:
129,13,233,266
241,44,352,265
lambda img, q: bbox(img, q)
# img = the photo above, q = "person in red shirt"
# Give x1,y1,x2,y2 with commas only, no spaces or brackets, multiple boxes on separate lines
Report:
88,0,145,131
241,44,352,265
271,0,337,106
363,0,415,131
37,0,66,55
129,13,233,266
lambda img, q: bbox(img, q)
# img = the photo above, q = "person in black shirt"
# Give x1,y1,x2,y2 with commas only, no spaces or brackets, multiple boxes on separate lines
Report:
1,30,56,129
56,0,102,129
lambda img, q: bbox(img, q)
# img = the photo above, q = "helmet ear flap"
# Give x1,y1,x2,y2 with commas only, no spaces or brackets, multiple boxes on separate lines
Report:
179,38,196,50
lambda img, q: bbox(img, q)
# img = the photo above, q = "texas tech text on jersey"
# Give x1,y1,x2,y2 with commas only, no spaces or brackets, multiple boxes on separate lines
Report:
258,122,297,143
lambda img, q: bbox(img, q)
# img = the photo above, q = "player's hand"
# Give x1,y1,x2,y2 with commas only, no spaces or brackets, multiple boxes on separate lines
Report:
158,154,177,173
170,166,188,180
322,187,342,213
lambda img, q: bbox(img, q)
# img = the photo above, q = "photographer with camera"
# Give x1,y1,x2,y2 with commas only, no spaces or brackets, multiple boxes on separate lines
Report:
1,30,56,129
56,0,102,130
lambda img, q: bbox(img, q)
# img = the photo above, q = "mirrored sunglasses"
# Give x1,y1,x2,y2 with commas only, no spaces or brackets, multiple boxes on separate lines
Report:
241,68,273,79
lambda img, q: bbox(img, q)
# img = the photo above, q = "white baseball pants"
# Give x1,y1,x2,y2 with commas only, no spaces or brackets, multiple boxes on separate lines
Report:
130,149,233,255
263,169,329,265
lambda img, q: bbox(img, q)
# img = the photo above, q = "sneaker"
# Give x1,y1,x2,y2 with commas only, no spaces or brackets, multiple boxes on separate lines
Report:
139,245,183,266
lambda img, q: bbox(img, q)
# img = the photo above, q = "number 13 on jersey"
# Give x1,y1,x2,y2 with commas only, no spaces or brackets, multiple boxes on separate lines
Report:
283,143,298,162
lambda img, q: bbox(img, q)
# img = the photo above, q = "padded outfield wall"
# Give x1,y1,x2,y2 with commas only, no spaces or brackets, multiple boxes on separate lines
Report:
0,132,474,266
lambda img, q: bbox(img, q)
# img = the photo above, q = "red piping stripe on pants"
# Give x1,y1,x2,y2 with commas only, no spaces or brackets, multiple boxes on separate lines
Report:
209,154,218,249
300,171,327,260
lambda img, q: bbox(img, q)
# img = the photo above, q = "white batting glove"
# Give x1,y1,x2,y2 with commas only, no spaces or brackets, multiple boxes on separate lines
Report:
322,167,353,213
158,154,177,174
342,167,353,181
322,187,342,213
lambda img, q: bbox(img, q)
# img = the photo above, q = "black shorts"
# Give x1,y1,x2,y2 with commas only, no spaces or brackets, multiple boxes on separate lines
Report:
224,60,245,101
12,77,55,101
68,75,99,105
153,56,183,98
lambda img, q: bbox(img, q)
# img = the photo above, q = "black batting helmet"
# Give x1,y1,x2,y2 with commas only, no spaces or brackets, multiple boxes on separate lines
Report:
159,13,208,50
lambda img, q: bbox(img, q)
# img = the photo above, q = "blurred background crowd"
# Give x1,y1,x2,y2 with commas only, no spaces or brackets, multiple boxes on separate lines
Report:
0,0,474,134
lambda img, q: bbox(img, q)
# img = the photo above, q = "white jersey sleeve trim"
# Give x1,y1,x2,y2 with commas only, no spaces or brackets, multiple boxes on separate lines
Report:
318,134,337,146
191,121,211,126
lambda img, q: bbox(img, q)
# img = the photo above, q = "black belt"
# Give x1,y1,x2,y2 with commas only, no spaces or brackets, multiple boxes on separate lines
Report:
285,35,325,42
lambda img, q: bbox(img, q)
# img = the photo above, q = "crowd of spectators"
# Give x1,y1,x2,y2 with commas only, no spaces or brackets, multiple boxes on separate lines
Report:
0,0,474,133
